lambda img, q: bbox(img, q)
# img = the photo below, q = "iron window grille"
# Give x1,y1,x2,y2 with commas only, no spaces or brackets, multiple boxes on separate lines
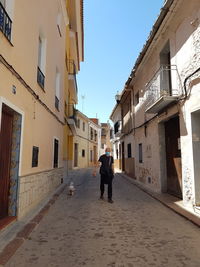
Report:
32,146,39,167
37,66,45,89
53,139,59,168
139,143,143,163
127,143,132,158
82,149,85,157
0,2,12,42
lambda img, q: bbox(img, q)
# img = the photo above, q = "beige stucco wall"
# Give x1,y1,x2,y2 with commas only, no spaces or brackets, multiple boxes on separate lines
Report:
0,0,69,218
135,0,199,197
112,0,200,202
0,0,66,175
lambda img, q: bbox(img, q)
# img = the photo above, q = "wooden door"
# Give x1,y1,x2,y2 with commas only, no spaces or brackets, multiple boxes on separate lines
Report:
119,144,122,169
93,145,97,164
122,142,125,171
165,116,182,198
74,143,78,167
0,104,13,219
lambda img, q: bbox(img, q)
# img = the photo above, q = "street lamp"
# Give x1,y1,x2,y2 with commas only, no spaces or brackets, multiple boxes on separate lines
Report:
115,91,121,104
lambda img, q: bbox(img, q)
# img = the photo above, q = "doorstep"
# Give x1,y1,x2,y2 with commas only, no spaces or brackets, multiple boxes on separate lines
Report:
0,217,17,232
117,172,200,227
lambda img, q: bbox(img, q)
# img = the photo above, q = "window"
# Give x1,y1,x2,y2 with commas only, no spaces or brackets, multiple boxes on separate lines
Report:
101,128,106,136
57,13,62,37
32,146,39,167
90,150,93,162
114,121,121,134
127,143,132,158
55,69,60,110
116,149,119,159
82,149,85,157
94,130,97,141
53,139,59,168
76,119,80,128
101,143,104,149
90,127,93,140
37,36,46,89
0,0,12,41
83,122,85,131
135,91,139,105
139,143,143,163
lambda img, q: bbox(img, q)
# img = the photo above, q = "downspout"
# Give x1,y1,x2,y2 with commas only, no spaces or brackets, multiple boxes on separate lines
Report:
183,67,200,99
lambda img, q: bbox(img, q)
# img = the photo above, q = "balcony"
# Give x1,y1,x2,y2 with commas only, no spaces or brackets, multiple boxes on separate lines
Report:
66,104,77,136
67,59,78,103
114,120,123,137
37,67,45,89
145,65,182,113
0,2,12,42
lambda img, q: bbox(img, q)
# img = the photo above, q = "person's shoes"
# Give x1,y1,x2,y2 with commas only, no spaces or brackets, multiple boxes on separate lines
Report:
108,199,113,203
99,195,104,200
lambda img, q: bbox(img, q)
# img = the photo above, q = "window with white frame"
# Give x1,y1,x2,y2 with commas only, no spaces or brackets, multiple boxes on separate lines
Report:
0,0,12,41
37,35,46,89
55,69,60,110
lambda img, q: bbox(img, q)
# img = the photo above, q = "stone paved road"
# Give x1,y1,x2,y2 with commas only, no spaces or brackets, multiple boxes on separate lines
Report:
5,169,200,267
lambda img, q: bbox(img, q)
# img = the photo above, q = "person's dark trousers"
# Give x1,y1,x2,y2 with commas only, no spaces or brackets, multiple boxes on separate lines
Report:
100,175,112,199
107,180,112,200
100,176,105,197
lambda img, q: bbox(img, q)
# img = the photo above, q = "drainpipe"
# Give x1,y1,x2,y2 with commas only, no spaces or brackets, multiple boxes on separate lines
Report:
183,67,200,99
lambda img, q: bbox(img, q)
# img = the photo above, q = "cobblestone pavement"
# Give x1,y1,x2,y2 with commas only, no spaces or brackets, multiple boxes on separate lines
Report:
4,169,200,267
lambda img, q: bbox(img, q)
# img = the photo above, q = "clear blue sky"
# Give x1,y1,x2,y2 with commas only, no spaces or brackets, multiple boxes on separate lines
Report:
77,0,164,123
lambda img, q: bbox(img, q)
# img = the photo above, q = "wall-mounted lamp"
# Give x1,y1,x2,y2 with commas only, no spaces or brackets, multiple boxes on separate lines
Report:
115,91,121,104
12,85,16,94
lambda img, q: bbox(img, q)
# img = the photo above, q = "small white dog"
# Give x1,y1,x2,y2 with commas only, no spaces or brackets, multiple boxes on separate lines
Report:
69,182,75,196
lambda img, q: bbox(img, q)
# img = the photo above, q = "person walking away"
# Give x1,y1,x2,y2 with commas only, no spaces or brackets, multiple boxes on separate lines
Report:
94,147,114,203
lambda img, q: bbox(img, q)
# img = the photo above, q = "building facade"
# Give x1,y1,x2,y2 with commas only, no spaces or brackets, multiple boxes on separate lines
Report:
110,0,200,209
100,122,112,156
64,0,84,175
0,0,83,223
73,111,101,168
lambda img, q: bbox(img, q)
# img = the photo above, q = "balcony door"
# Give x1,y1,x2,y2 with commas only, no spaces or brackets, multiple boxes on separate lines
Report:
160,41,172,96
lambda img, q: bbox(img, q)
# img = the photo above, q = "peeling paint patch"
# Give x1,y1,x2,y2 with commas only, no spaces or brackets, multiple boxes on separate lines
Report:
183,168,193,202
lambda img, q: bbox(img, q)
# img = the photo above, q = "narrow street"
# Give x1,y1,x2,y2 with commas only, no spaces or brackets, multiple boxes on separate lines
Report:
4,169,200,267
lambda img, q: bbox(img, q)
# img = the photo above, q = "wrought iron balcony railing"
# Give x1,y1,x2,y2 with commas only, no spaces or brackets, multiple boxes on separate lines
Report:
145,65,182,113
0,2,12,41
114,120,123,137
68,103,77,121
37,66,45,89
67,59,78,95
66,103,77,136
67,59,76,75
